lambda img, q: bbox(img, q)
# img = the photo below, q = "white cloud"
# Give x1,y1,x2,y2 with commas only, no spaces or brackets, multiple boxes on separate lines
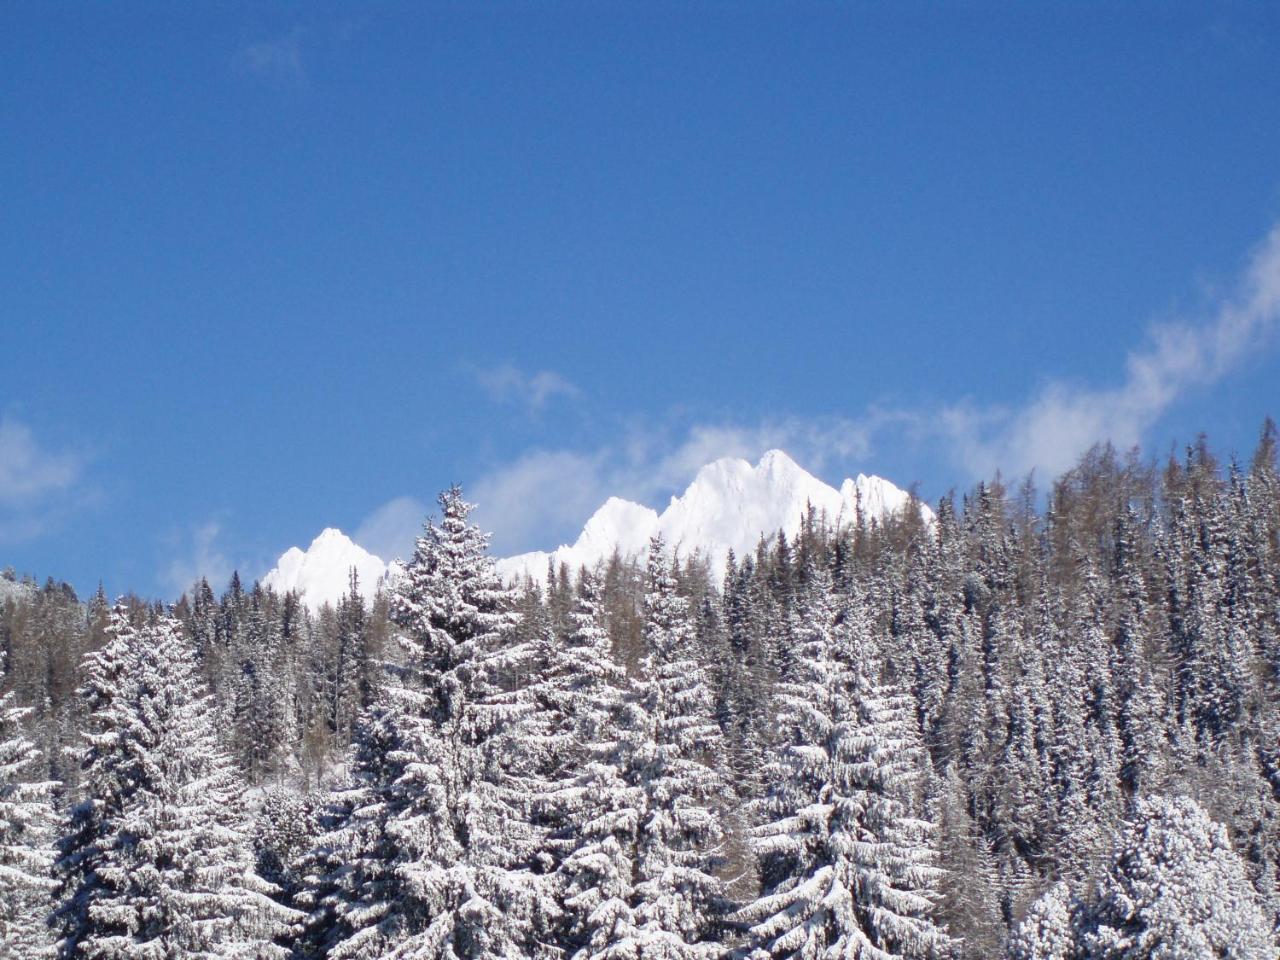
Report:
0,417,81,506
0,417,90,542
234,30,306,86
161,521,234,598
470,449,615,553
354,495,429,563
473,362,583,415
933,223,1280,480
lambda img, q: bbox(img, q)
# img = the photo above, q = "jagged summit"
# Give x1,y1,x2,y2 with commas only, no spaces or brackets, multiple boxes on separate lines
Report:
495,449,929,584
262,527,387,611
262,450,929,607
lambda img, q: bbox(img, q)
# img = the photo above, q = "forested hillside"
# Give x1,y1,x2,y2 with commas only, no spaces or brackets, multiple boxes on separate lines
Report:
3,423,1280,957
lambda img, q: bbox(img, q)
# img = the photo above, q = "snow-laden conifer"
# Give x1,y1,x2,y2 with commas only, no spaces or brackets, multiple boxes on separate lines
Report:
1081,795,1276,958
562,537,726,960
544,572,641,959
1007,882,1077,960
55,609,297,958
616,538,727,959
0,655,59,958
53,604,140,955
737,577,951,960
313,487,541,959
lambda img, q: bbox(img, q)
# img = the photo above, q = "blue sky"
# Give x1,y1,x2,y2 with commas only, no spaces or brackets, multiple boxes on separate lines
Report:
4,2,1280,598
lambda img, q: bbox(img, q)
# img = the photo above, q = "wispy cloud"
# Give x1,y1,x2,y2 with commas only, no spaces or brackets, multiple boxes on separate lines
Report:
932,223,1280,480
0,417,91,542
472,362,583,415
470,449,614,554
161,521,235,598
233,29,306,87
354,495,429,563
0,418,81,506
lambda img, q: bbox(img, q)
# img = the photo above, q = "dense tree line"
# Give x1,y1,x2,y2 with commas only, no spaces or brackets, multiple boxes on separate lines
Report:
2,421,1279,956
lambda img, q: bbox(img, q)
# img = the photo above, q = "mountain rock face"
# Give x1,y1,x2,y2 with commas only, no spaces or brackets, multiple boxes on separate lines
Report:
262,450,928,607
494,449,929,584
262,528,388,611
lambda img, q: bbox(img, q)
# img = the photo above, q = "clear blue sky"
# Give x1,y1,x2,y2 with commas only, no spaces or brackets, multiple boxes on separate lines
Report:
4,2,1280,598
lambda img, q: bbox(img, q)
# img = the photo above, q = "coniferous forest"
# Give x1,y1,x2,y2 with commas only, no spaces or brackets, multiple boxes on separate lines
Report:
4,424,1280,958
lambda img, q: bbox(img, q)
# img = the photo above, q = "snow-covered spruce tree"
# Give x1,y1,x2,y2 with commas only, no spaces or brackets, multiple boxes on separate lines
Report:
233,585,299,784
568,536,726,960
1080,795,1276,959
328,569,370,745
737,576,952,960
254,787,320,904
543,572,642,959
54,610,297,958
1166,455,1254,745
311,486,542,960
1006,882,1077,960
1110,508,1167,800
294,702,403,959
0,654,59,958
629,538,728,957
1008,885,1080,960
52,603,141,956
929,762,1002,960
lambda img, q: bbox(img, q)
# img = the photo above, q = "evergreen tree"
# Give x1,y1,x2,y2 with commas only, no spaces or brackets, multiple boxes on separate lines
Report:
561,537,726,960
312,487,540,959
1110,509,1167,799
604,537,726,960
55,611,296,958
52,604,141,956
234,585,298,784
1166,464,1253,744
929,763,1003,959
738,581,951,959
0,660,58,957
1007,882,1077,960
318,569,371,752
544,572,638,959
1081,795,1275,959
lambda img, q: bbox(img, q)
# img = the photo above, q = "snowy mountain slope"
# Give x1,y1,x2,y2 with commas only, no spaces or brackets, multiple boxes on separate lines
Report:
494,449,929,584
261,528,388,611
263,450,929,607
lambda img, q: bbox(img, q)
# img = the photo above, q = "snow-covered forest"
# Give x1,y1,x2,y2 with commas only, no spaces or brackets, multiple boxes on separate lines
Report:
4,424,1280,958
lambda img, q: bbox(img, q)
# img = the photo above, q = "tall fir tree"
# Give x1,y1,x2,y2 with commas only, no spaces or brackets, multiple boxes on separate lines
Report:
310,487,541,959
0,654,59,957
54,609,296,958
738,578,952,960
543,572,638,959
569,537,727,960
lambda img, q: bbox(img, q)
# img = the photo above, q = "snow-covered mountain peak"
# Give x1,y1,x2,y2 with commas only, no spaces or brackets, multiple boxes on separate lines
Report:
839,473,917,522
758,447,806,478
262,528,387,611
311,527,351,546
264,450,930,606
495,449,930,584
578,497,661,556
